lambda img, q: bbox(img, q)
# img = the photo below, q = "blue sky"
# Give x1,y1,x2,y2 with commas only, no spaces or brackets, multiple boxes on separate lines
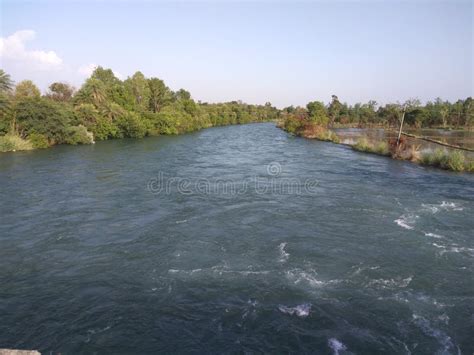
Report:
1,0,472,107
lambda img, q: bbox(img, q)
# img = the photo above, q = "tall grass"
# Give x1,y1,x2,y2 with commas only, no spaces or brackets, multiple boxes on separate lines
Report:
315,130,340,143
420,149,471,172
0,134,33,152
353,137,389,156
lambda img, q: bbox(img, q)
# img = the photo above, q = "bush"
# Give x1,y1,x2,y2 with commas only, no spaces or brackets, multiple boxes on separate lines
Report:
316,129,340,143
353,138,390,156
420,149,470,172
442,150,465,172
374,141,390,156
92,117,120,140
64,125,94,145
466,160,474,172
353,137,372,152
0,134,33,152
15,97,72,144
117,112,148,138
28,133,49,149
421,148,445,166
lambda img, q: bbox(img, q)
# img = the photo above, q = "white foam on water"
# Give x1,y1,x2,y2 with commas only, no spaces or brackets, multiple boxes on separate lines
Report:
393,291,450,309
285,268,342,289
278,303,311,317
424,232,444,239
412,314,455,354
175,219,188,224
353,264,380,275
168,268,202,275
210,265,270,276
328,338,347,355
440,201,463,211
394,214,418,230
278,242,290,262
422,201,463,213
286,269,324,287
432,243,474,257
368,276,413,289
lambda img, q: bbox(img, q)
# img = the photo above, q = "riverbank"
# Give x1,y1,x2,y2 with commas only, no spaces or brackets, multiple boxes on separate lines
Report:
0,119,273,153
277,120,474,173
0,67,280,154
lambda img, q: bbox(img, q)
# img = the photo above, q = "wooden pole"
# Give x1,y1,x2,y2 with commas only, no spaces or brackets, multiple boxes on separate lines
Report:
397,105,406,146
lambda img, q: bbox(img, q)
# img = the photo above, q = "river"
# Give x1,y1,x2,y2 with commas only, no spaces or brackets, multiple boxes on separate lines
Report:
1,123,473,353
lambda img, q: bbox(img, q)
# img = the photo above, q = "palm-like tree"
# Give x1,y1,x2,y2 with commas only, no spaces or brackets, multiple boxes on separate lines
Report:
100,102,124,121
0,70,14,93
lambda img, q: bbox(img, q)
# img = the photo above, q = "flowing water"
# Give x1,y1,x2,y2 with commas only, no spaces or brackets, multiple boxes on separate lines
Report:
1,123,473,353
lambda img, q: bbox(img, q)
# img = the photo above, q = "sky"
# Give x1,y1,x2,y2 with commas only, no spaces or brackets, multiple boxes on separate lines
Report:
0,0,472,108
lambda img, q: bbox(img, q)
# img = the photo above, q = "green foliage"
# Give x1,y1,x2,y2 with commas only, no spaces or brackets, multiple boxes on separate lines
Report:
374,141,389,155
47,82,75,102
28,133,50,149
117,112,148,138
306,101,329,125
64,125,94,145
441,150,465,172
125,71,150,111
15,80,41,99
15,97,72,143
148,77,172,113
0,70,14,92
353,138,390,156
0,134,33,152
0,93,12,133
92,116,120,140
314,129,340,143
465,160,474,172
420,149,471,172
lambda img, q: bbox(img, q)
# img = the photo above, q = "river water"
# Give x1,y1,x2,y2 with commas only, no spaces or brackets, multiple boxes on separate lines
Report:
1,123,473,353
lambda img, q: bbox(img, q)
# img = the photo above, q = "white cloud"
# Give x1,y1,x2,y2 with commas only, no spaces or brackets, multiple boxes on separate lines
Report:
0,30,63,68
78,62,124,80
78,63,98,77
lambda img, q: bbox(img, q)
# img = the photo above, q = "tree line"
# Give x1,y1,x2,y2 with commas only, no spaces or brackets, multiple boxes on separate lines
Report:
0,68,280,150
1,67,473,152
282,95,474,130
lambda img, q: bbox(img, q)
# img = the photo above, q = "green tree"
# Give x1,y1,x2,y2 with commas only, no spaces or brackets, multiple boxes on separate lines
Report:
306,101,328,125
0,70,14,92
74,78,107,107
148,78,171,113
125,71,150,111
14,80,41,99
328,95,342,125
47,82,75,102
14,97,72,143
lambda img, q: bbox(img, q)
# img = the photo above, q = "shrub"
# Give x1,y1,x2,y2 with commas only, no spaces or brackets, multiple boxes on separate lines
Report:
353,138,390,156
465,160,474,172
92,117,120,140
28,133,50,149
15,97,72,144
64,125,94,145
0,134,33,152
117,112,147,138
374,141,390,156
441,150,465,172
316,129,340,143
420,149,470,172
353,137,372,152
421,148,445,166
